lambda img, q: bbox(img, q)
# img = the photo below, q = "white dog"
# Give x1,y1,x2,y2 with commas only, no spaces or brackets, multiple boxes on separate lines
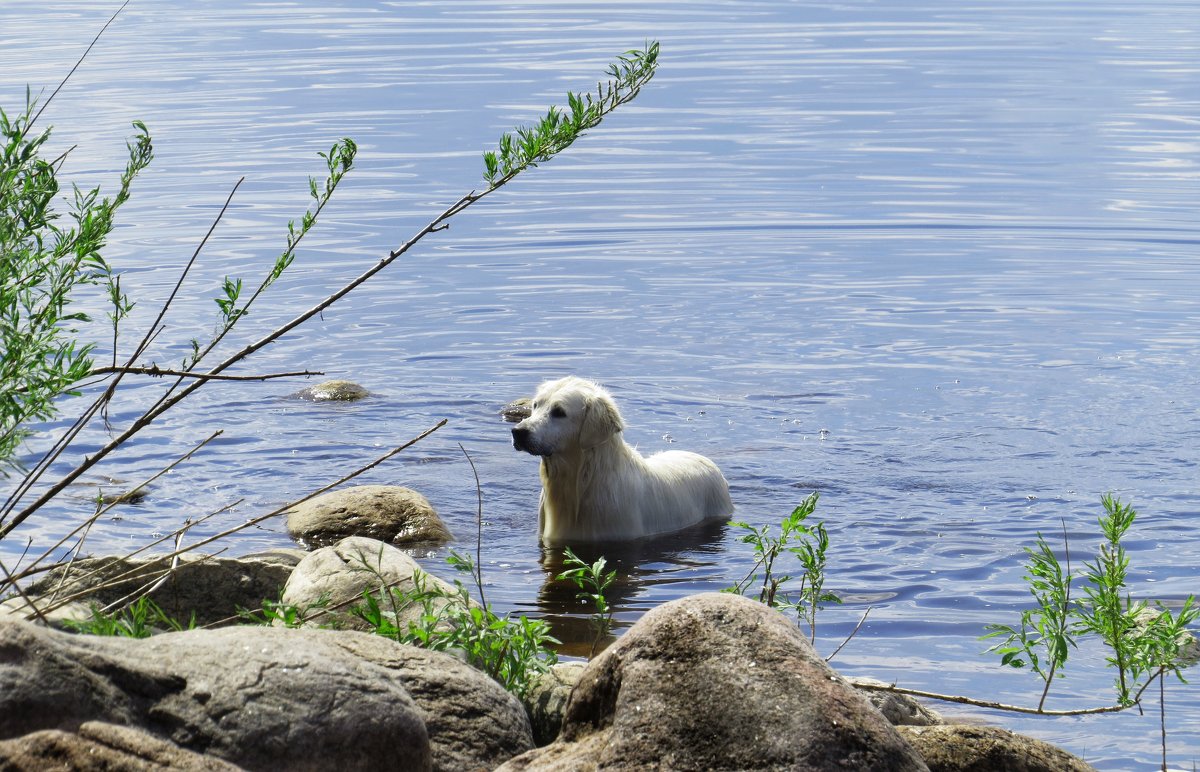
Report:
512,376,733,545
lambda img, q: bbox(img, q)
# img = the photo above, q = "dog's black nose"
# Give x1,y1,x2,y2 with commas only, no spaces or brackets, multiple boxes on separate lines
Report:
512,426,531,452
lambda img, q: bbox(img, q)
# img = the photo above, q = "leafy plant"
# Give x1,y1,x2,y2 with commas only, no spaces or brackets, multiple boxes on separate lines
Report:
982,523,1076,710
982,495,1199,769
558,547,617,657
62,595,194,638
237,594,335,629
351,562,558,700
725,492,841,642
0,95,152,474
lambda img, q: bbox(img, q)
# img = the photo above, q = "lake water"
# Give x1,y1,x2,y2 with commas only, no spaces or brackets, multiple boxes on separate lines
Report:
3,2,1199,768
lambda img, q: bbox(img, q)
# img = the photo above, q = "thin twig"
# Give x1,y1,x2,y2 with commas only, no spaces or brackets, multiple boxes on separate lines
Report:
29,0,131,129
851,680,1132,716
0,556,50,625
6,430,224,592
85,366,323,382
0,181,243,535
100,548,225,616
458,443,487,610
31,420,446,616
23,502,241,617
826,605,872,663
109,516,198,611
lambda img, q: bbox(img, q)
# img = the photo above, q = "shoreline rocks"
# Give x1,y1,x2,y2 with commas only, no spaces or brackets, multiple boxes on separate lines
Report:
3,549,305,628
1,542,1100,771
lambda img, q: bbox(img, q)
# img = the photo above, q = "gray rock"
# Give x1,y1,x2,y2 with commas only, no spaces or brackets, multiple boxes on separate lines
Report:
0,596,93,628
294,379,370,401
499,592,929,771
13,550,304,627
0,620,432,771
848,676,943,726
330,631,534,770
522,662,586,746
897,724,1097,772
1133,605,1200,666
287,485,452,549
0,618,533,772
281,536,465,631
0,721,241,770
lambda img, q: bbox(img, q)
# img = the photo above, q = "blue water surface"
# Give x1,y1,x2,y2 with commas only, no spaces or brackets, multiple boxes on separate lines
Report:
2,2,1198,768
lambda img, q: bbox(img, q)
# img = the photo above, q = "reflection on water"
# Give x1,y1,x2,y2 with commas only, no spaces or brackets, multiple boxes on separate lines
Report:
3,2,1200,768
536,520,728,655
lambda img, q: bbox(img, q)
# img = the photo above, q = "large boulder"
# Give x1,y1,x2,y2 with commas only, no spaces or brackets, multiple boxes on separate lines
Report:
11,549,305,627
0,721,241,771
332,629,535,770
0,619,533,771
287,485,452,549
0,620,430,770
897,725,1097,772
500,592,929,771
281,536,466,630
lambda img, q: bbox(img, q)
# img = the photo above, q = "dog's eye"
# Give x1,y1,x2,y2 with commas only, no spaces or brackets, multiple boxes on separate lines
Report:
550,405,567,419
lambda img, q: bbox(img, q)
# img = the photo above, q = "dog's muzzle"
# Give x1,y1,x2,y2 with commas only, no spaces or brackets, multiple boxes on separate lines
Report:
511,426,545,456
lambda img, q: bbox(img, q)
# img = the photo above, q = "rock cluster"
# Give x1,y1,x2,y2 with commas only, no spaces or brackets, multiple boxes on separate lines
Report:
1,539,1099,771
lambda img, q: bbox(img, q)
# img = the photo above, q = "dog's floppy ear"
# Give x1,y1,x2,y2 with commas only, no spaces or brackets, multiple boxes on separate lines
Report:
579,393,624,449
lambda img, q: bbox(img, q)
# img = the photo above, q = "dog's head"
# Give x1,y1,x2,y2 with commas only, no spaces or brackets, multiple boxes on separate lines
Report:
511,376,625,457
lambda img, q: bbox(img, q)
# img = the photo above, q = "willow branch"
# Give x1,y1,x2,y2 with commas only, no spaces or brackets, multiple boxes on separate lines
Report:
1,180,244,530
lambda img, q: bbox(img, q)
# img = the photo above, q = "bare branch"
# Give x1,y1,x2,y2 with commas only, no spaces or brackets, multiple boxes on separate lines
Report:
6,430,225,593
85,366,323,382
850,680,1132,716
29,0,131,129
16,421,445,617
826,605,872,663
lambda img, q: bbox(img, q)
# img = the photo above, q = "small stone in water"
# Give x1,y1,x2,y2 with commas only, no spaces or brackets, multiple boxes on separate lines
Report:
295,379,370,401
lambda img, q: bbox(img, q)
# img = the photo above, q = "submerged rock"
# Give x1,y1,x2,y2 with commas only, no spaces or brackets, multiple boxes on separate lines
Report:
293,379,370,401
501,397,532,423
287,485,452,549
